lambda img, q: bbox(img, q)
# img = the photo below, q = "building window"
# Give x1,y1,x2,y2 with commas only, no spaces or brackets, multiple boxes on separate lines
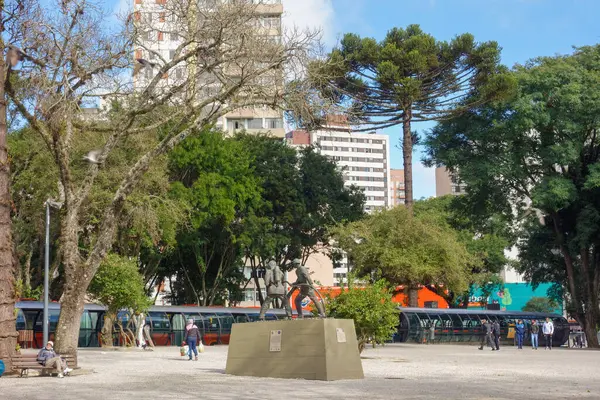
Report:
243,289,254,302
228,119,244,131
266,118,283,129
247,118,263,129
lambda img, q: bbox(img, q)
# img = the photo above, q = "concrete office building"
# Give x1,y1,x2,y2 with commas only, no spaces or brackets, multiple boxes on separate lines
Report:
287,116,392,213
284,116,392,289
390,169,406,206
133,0,285,137
435,167,467,197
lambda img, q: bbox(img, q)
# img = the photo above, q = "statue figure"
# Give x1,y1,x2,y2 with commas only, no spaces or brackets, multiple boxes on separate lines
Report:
258,260,292,320
289,258,326,319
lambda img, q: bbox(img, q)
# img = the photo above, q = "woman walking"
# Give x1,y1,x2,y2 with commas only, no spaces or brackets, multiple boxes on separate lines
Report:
185,318,201,361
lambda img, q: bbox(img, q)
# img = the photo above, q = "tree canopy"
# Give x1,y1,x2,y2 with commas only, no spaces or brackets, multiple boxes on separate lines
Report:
307,24,514,206
522,297,558,313
413,196,511,307
236,134,365,303
425,44,600,346
332,206,473,303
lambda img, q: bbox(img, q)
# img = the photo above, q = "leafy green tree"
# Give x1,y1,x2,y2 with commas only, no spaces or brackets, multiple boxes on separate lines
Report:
425,45,600,347
413,196,511,307
522,297,558,313
333,206,472,305
153,130,260,306
325,280,399,353
310,25,514,206
89,254,151,347
236,134,365,303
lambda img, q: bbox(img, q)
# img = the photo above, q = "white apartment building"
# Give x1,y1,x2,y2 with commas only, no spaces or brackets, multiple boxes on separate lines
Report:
287,117,393,213
133,0,285,137
285,116,393,288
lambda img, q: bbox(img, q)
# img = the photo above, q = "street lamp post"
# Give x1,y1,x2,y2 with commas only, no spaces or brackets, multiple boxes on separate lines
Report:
43,201,50,345
43,199,62,346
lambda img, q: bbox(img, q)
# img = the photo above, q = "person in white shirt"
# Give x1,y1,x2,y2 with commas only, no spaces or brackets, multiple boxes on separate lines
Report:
542,317,554,350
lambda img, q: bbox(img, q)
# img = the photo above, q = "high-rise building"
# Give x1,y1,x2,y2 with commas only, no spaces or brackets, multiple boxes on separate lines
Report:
287,116,392,213
390,169,405,206
133,0,285,137
285,116,392,288
435,167,466,196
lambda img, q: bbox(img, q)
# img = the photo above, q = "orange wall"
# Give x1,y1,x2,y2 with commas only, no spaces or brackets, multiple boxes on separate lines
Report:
289,286,449,310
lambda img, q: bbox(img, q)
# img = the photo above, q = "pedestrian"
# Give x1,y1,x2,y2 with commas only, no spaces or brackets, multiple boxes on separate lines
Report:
478,319,495,351
530,319,539,350
185,318,201,361
492,320,501,350
543,317,554,350
515,319,525,349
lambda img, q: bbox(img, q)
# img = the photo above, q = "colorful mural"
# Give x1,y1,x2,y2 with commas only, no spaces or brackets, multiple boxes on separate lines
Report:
468,283,562,313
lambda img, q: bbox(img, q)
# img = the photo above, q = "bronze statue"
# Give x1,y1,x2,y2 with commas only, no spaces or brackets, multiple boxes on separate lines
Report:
258,260,292,320
289,258,326,319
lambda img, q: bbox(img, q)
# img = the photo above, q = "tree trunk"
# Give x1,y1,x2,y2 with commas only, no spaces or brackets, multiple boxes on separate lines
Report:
402,111,413,209
0,25,18,371
408,287,419,307
101,313,115,347
582,307,599,348
24,244,33,292
405,284,419,307
53,274,86,366
253,272,264,305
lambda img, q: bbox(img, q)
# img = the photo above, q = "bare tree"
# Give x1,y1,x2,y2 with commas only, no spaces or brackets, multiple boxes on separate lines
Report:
4,0,316,362
0,0,39,372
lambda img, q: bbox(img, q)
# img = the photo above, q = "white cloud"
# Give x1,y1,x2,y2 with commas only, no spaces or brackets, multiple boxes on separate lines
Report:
282,0,336,48
114,0,130,15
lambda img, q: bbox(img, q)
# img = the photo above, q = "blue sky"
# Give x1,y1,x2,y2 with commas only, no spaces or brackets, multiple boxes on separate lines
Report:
107,0,599,198
320,0,599,199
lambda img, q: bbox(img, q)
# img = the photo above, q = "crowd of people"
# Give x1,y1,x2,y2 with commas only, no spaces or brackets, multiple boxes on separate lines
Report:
479,317,555,351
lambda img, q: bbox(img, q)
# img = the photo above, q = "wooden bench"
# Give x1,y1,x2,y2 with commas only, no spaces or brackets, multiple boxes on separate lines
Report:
10,353,77,377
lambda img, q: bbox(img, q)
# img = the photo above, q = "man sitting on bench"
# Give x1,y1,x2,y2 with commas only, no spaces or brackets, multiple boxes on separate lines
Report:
37,341,72,378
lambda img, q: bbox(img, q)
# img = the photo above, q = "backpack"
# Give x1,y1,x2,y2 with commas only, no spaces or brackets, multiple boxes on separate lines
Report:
0,359,5,377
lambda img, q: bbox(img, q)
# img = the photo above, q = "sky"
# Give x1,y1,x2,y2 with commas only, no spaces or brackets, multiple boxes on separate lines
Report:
107,0,599,199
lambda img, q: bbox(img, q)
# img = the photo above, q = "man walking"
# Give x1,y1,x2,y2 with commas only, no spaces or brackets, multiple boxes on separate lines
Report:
530,319,539,350
543,317,554,350
478,319,495,351
492,320,501,350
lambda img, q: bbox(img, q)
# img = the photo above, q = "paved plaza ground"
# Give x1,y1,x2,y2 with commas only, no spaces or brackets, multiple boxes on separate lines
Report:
1,343,599,400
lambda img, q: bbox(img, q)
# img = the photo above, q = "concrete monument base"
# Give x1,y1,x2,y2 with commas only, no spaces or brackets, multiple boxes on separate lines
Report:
225,318,364,381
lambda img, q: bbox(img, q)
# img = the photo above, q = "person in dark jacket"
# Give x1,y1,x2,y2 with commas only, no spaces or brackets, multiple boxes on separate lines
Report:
185,319,201,361
530,320,540,350
492,321,501,350
37,341,72,378
478,319,495,351
515,319,525,349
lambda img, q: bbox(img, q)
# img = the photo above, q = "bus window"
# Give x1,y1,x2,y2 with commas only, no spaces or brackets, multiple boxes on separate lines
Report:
231,312,250,323
148,312,171,331
16,309,26,330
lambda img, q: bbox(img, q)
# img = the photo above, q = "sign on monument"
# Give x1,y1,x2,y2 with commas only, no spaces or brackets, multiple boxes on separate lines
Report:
336,328,346,343
270,330,282,352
